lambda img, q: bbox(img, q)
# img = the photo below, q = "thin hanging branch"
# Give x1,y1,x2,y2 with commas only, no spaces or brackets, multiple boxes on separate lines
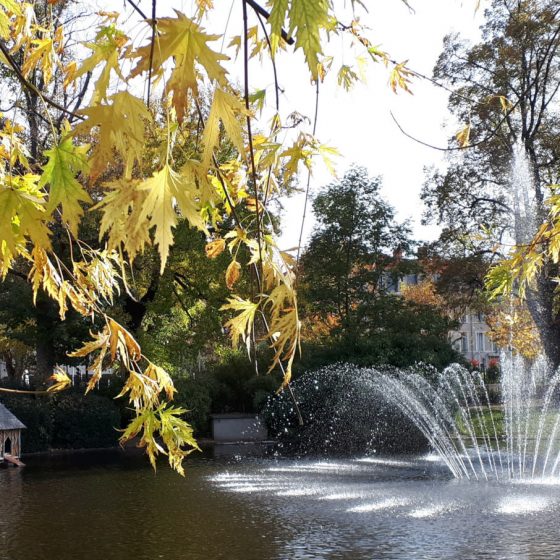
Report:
243,0,264,291
146,0,157,107
0,41,83,121
124,0,148,20
296,79,320,270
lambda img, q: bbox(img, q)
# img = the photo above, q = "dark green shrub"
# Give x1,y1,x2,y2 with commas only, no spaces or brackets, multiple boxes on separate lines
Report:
208,349,281,414
173,375,214,437
51,392,120,449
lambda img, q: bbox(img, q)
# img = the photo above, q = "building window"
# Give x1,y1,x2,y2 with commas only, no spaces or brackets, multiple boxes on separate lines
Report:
477,312,485,322
461,333,468,353
477,332,484,352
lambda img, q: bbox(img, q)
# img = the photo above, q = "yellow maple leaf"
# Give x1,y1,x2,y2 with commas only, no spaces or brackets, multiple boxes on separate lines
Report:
221,297,259,349
47,367,72,393
75,91,152,179
202,87,249,165
205,238,225,258
225,259,241,289
22,37,56,85
39,135,92,236
130,11,228,121
389,60,414,94
0,174,50,266
138,164,207,273
0,0,21,40
456,123,471,148
93,178,150,260
73,24,128,103
108,318,142,364
269,0,330,81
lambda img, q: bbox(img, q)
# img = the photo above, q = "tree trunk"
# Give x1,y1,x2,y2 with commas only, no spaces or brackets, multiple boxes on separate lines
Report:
123,271,160,333
527,268,560,369
1,351,16,379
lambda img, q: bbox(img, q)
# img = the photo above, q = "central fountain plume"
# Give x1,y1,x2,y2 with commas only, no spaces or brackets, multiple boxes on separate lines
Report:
383,138,554,482
375,354,560,481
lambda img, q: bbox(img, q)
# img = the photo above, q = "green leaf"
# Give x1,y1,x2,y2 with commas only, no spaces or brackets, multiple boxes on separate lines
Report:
288,0,330,80
269,0,330,80
39,135,92,235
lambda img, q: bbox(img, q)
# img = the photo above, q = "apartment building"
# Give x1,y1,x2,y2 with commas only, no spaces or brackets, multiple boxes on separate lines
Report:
450,312,500,368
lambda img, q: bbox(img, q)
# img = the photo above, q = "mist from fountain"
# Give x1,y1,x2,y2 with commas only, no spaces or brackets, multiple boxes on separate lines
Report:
510,139,537,246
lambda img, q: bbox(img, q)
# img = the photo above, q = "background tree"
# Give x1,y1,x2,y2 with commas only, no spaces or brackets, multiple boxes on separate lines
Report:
297,167,461,370
421,0,560,366
300,166,413,333
0,0,428,472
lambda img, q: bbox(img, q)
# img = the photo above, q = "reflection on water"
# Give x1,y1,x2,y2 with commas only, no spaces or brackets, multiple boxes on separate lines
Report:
2,450,560,559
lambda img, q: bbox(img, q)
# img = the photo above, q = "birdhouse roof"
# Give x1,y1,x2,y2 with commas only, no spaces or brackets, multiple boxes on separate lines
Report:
0,404,26,430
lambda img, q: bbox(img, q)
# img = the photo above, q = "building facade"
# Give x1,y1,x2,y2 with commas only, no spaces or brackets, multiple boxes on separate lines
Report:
450,312,500,369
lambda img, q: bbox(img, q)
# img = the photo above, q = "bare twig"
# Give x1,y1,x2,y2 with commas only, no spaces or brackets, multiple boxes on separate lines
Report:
146,0,157,107
124,0,148,20
296,79,320,268
243,0,264,292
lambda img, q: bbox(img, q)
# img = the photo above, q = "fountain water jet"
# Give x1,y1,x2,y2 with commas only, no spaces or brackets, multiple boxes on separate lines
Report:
374,353,560,482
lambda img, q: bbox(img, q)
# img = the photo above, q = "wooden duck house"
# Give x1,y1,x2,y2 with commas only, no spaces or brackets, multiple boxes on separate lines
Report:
0,404,25,466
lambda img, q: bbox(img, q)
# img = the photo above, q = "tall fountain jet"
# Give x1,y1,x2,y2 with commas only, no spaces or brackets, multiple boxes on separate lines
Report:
510,138,537,246
374,141,558,481
375,354,560,481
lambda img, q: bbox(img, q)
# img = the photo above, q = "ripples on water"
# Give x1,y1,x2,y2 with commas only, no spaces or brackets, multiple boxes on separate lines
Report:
2,451,560,559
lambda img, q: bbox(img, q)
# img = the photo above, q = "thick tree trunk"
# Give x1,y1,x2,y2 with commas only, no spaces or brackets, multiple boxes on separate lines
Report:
1,351,16,379
123,272,160,333
527,267,560,369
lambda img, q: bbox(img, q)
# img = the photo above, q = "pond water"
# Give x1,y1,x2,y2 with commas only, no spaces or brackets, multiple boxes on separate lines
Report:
2,448,560,560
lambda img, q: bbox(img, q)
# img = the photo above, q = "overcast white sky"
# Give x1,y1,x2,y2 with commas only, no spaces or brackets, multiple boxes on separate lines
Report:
113,0,487,249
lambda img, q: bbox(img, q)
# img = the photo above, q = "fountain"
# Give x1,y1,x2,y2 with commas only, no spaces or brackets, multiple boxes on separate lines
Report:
199,140,560,556
373,353,560,481
263,354,560,482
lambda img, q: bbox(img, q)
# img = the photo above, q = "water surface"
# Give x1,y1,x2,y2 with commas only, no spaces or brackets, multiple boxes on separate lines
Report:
2,450,560,559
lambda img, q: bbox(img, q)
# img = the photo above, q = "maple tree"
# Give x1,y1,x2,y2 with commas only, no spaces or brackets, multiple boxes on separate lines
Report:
0,0,417,473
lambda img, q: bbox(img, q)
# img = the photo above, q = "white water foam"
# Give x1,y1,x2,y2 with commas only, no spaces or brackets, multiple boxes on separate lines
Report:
408,504,451,518
275,488,323,497
318,492,368,501
497,495,551,515
355,457,419,468
347,498,410,513
225,484,288,493
267,462,363,474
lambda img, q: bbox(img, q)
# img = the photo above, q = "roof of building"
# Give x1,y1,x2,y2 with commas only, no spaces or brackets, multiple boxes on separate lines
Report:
0,404,26,430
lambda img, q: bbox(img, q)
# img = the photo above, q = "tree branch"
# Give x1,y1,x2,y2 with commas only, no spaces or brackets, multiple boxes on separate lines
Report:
0,41,83,121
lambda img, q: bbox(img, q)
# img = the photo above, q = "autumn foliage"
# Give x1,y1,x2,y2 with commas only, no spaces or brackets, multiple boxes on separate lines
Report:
0,1,418,472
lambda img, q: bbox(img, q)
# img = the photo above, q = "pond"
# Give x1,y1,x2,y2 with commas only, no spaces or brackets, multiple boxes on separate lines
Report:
2,448,560,560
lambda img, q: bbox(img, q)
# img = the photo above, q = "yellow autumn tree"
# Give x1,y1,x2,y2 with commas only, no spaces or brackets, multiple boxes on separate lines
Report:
400,279,446,311
485,298,541,361
0,0,418,473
